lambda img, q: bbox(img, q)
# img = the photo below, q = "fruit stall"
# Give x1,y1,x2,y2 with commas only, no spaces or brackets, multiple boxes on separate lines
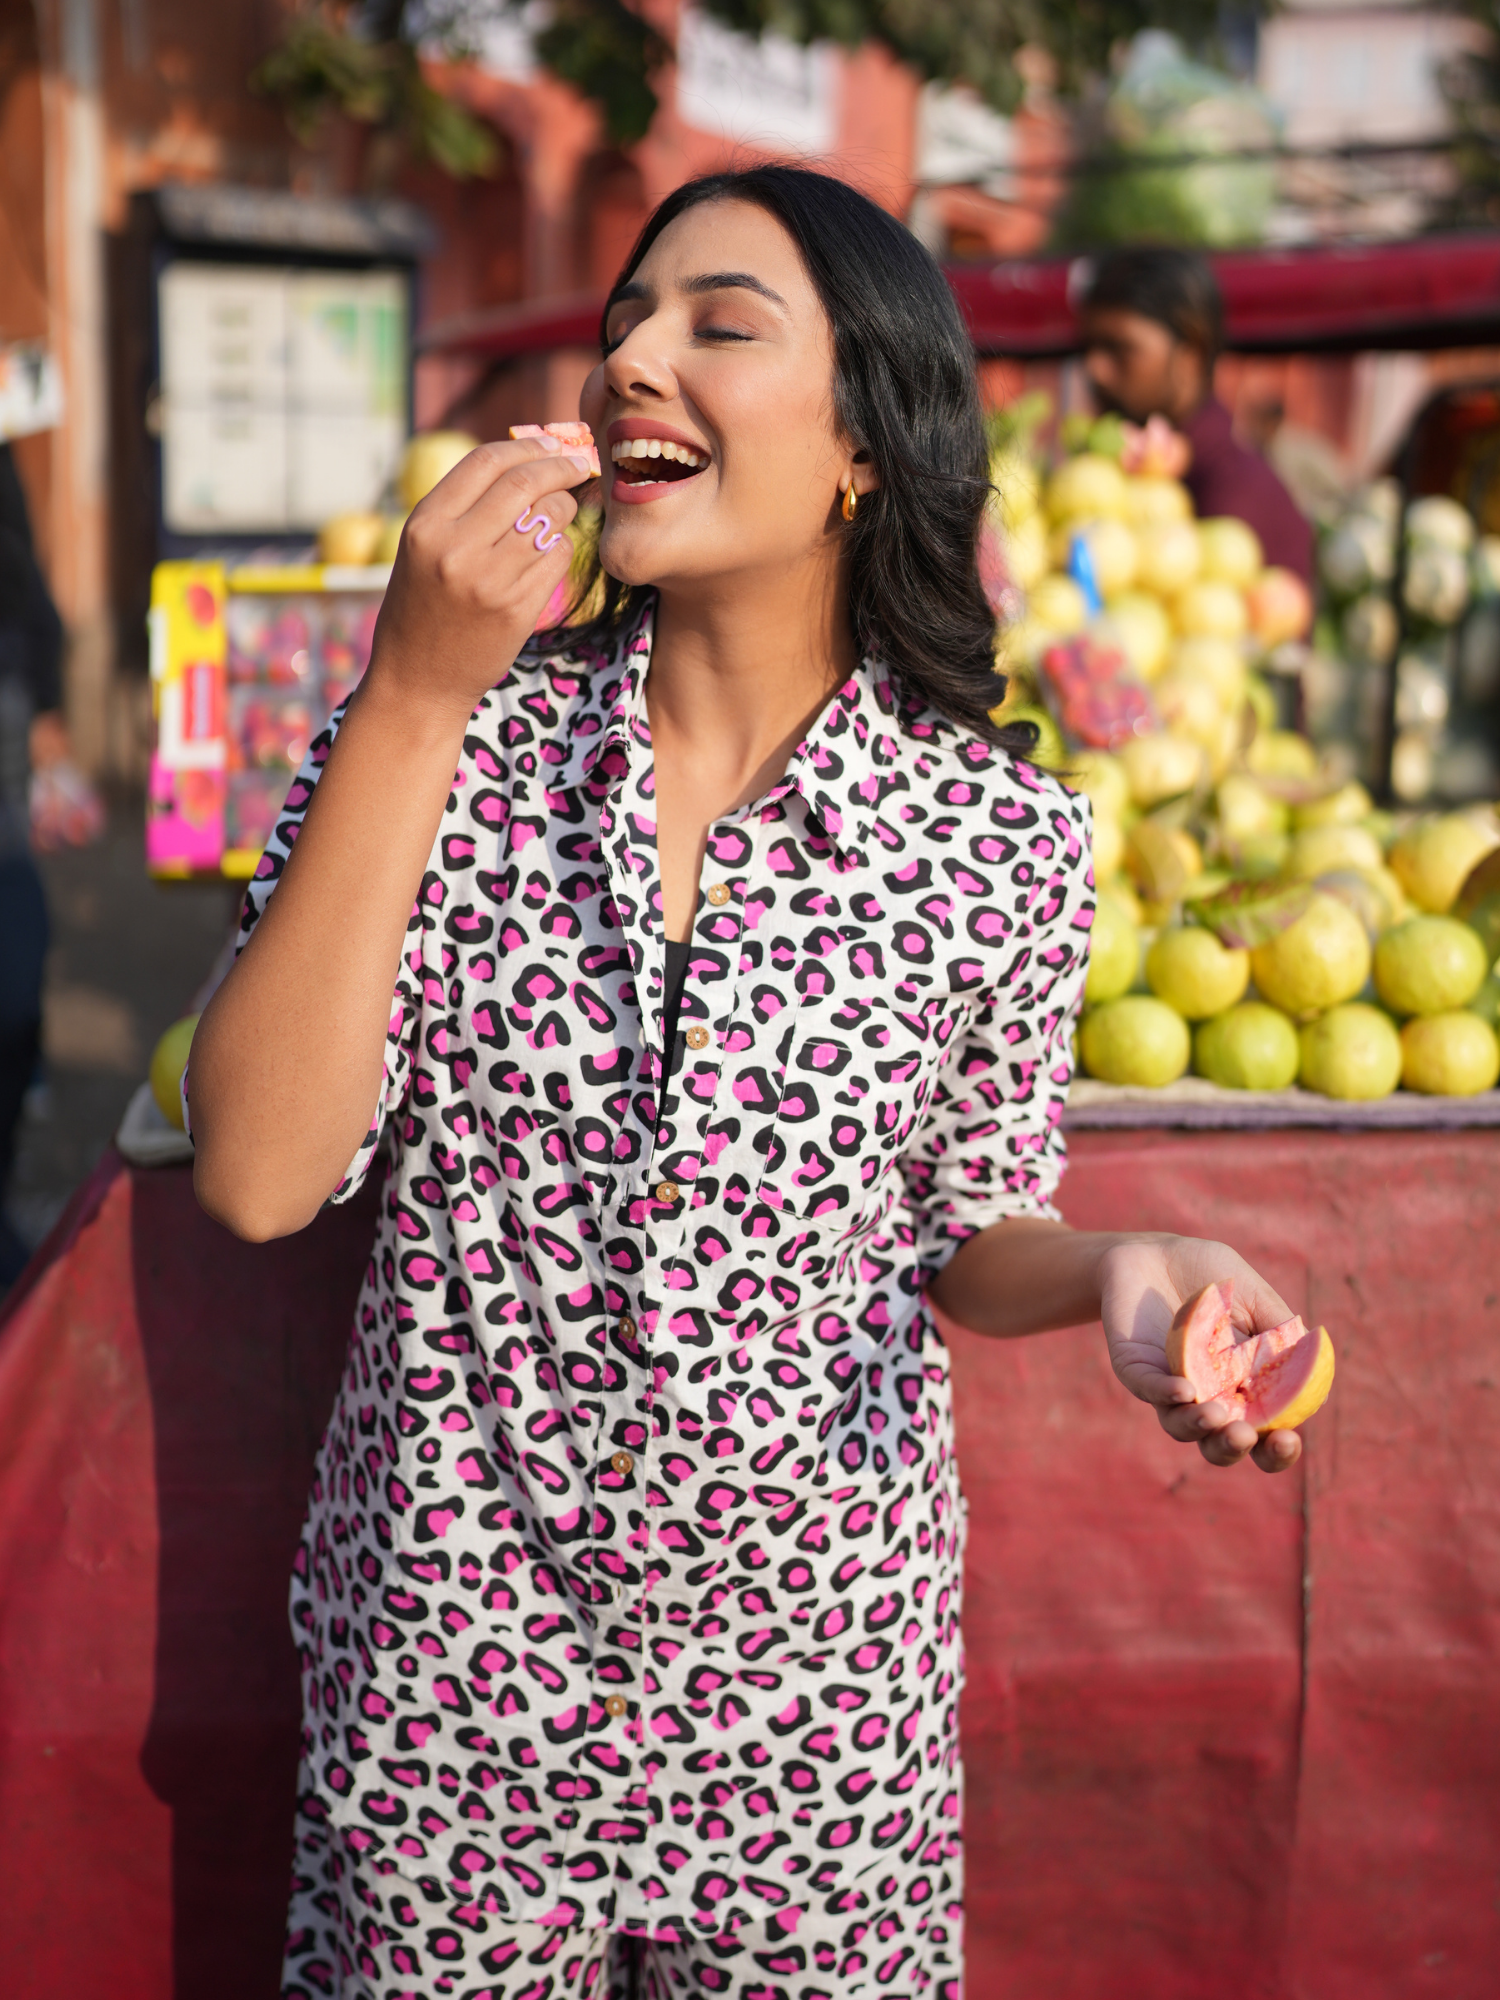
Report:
4,248,1500,1997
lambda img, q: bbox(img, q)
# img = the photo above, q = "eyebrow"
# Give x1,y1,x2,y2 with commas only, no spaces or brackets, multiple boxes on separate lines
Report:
607,271,790,314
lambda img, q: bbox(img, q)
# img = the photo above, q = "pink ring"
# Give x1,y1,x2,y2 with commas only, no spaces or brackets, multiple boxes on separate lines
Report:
515,505,564,553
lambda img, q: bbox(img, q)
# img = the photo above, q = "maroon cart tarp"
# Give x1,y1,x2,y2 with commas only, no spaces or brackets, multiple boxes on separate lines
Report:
417,234,1500,367
1,1130,1498,1998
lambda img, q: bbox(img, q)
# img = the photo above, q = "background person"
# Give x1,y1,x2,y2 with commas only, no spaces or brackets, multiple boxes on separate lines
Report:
189,167,1305,2000
1079,245,1315,584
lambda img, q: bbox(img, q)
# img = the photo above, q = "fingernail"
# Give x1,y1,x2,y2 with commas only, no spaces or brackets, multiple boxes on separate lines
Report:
564,454,595,472
535,435,564,453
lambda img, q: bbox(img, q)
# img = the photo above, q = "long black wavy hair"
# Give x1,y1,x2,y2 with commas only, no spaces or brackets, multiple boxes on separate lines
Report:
546,164,1033,753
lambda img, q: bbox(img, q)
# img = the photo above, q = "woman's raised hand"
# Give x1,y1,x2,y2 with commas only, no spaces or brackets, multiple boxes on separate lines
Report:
372,436,595,720
1098,1234,1303,1473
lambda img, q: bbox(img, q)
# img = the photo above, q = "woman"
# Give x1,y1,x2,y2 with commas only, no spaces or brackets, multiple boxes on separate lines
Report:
190,167,1302,2000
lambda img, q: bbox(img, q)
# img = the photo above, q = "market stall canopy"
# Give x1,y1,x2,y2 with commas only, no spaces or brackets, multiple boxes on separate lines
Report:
418,233,1500,365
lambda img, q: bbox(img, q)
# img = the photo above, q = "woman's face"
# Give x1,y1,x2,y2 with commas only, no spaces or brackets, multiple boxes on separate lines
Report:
579,200,854,594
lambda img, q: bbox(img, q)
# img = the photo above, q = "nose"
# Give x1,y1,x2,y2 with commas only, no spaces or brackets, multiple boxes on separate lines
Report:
601,312,677,405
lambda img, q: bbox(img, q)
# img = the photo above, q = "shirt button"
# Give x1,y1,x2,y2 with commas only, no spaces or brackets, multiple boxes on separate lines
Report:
604,1695,628,1718
706,882,732,906
617,1313,637,1342
655,1181,679,1205
611,1451,635,1477
685,1025,709,1050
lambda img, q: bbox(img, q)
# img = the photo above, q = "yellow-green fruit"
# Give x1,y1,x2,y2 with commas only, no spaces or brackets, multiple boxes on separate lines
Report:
1080,996,1191,1086
1247,730,1319,780
1195,1001,1300,1090
1154,672,1225,750
1400,1011,1500,1095
1147,926,1251,1020
1121,476,1192,527
398,430,480,510
1066,748,1130,818
1292,781,1374,830
1215,774,1286,846
1047,453,1128,523
998,703,1067,769
1093,593,1174,680
1197,516,1263,587
374,513,408,564
1093,813,1125,880
1119,732,1204,807
149,1014,200,1131
1285,823,1385,882
1054,517,1139,596
1298,1003,1403,1101
1135,520,1202,597
1389,814,1500,914
1169,634,1247,709
1250,892,1372,1018
1470,972,1500,1028
1028,574,1090,636
1006,515,1050,589
1174,579,1249,641
1372,915,1489,1016
1086,895,1141,1004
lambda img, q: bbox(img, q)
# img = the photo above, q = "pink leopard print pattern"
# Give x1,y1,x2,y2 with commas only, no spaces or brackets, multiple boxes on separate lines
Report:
237,600,1094,1984
285,1773,959,1996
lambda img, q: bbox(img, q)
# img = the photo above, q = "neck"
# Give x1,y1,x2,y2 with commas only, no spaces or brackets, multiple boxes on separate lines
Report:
645,554,856,792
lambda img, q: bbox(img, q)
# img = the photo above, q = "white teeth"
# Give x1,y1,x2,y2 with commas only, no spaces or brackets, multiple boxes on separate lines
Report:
609,438,708,470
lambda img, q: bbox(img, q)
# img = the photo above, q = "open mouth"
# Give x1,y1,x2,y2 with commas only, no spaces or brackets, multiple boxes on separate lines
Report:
609,438,709,489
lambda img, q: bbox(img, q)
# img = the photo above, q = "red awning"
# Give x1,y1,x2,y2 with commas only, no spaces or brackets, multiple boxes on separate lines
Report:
420,233,1500,367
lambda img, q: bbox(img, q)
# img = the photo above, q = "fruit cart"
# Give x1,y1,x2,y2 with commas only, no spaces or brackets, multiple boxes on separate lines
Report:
4,247,1500,1998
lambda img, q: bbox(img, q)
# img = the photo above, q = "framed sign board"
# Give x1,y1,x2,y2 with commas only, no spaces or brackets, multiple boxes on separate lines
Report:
158,263,408,534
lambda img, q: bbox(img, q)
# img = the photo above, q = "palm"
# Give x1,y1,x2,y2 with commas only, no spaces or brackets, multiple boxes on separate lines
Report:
1099,1235,1302,1473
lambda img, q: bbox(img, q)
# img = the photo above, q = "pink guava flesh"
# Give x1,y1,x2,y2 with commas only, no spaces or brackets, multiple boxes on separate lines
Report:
1165,1280,1324,1427
509,422,601,477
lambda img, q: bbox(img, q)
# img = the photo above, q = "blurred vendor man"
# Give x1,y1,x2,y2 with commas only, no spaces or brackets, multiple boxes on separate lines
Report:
1079,246,1314,585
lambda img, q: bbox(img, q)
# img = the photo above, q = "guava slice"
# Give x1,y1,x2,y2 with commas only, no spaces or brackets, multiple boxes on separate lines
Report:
1165,1280,1335,1434
509,422,601,477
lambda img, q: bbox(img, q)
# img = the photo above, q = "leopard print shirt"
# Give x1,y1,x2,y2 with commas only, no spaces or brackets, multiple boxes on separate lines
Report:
237,600,1094,1944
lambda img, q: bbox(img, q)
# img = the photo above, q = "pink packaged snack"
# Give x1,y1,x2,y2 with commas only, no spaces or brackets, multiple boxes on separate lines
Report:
509,422,600,478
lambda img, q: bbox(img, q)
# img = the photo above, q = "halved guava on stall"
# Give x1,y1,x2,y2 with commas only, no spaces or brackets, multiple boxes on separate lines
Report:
1165,1281,1335,1434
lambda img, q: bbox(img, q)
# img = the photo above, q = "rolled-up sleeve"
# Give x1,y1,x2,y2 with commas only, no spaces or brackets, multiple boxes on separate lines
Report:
900,783,1094,1275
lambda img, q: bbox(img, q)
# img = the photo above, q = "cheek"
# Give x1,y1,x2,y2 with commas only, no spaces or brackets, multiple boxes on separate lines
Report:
578,366,607,427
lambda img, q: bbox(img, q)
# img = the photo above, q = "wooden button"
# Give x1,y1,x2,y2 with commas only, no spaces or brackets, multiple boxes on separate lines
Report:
611,1451,635,1476
604,1695,628,1718
655,1181,679,1204
685,1025,709,1050
706,882,732,906
617,1313,637,1341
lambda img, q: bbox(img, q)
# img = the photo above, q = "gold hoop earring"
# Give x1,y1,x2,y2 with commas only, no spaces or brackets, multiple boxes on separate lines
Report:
842,483,858,522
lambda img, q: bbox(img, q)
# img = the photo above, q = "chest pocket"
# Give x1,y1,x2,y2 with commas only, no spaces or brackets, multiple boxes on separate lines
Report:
754,1000,934,1227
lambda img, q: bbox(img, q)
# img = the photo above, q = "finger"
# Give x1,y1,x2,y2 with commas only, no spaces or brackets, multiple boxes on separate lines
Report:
1251,1428,1301,1473
1111,1349,1197,1411
1197,1417,1260,1468
463,452,594,541
1155,1396,1236,1444
1224,1260,1295,1334
412,436,564,518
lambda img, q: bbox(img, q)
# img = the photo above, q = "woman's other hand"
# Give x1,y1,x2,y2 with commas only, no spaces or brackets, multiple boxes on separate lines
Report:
372,436,595,722
1098,1234,1302,1474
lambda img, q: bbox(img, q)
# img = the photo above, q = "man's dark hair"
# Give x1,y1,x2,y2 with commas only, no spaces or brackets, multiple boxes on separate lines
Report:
1081,248,1224,363
541,164,1035,755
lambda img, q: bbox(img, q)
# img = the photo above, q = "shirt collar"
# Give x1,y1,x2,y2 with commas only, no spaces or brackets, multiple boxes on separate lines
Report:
536,598,912,865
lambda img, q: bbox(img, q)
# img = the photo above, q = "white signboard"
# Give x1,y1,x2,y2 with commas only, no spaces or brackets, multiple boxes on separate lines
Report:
158,263,407,533
675,6,837,153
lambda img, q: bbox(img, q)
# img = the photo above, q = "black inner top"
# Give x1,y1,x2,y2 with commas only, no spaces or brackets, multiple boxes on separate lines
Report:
658,938,692,1125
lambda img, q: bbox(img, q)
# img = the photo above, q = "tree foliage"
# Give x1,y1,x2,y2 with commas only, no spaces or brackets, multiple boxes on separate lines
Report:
254,0,1237,175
